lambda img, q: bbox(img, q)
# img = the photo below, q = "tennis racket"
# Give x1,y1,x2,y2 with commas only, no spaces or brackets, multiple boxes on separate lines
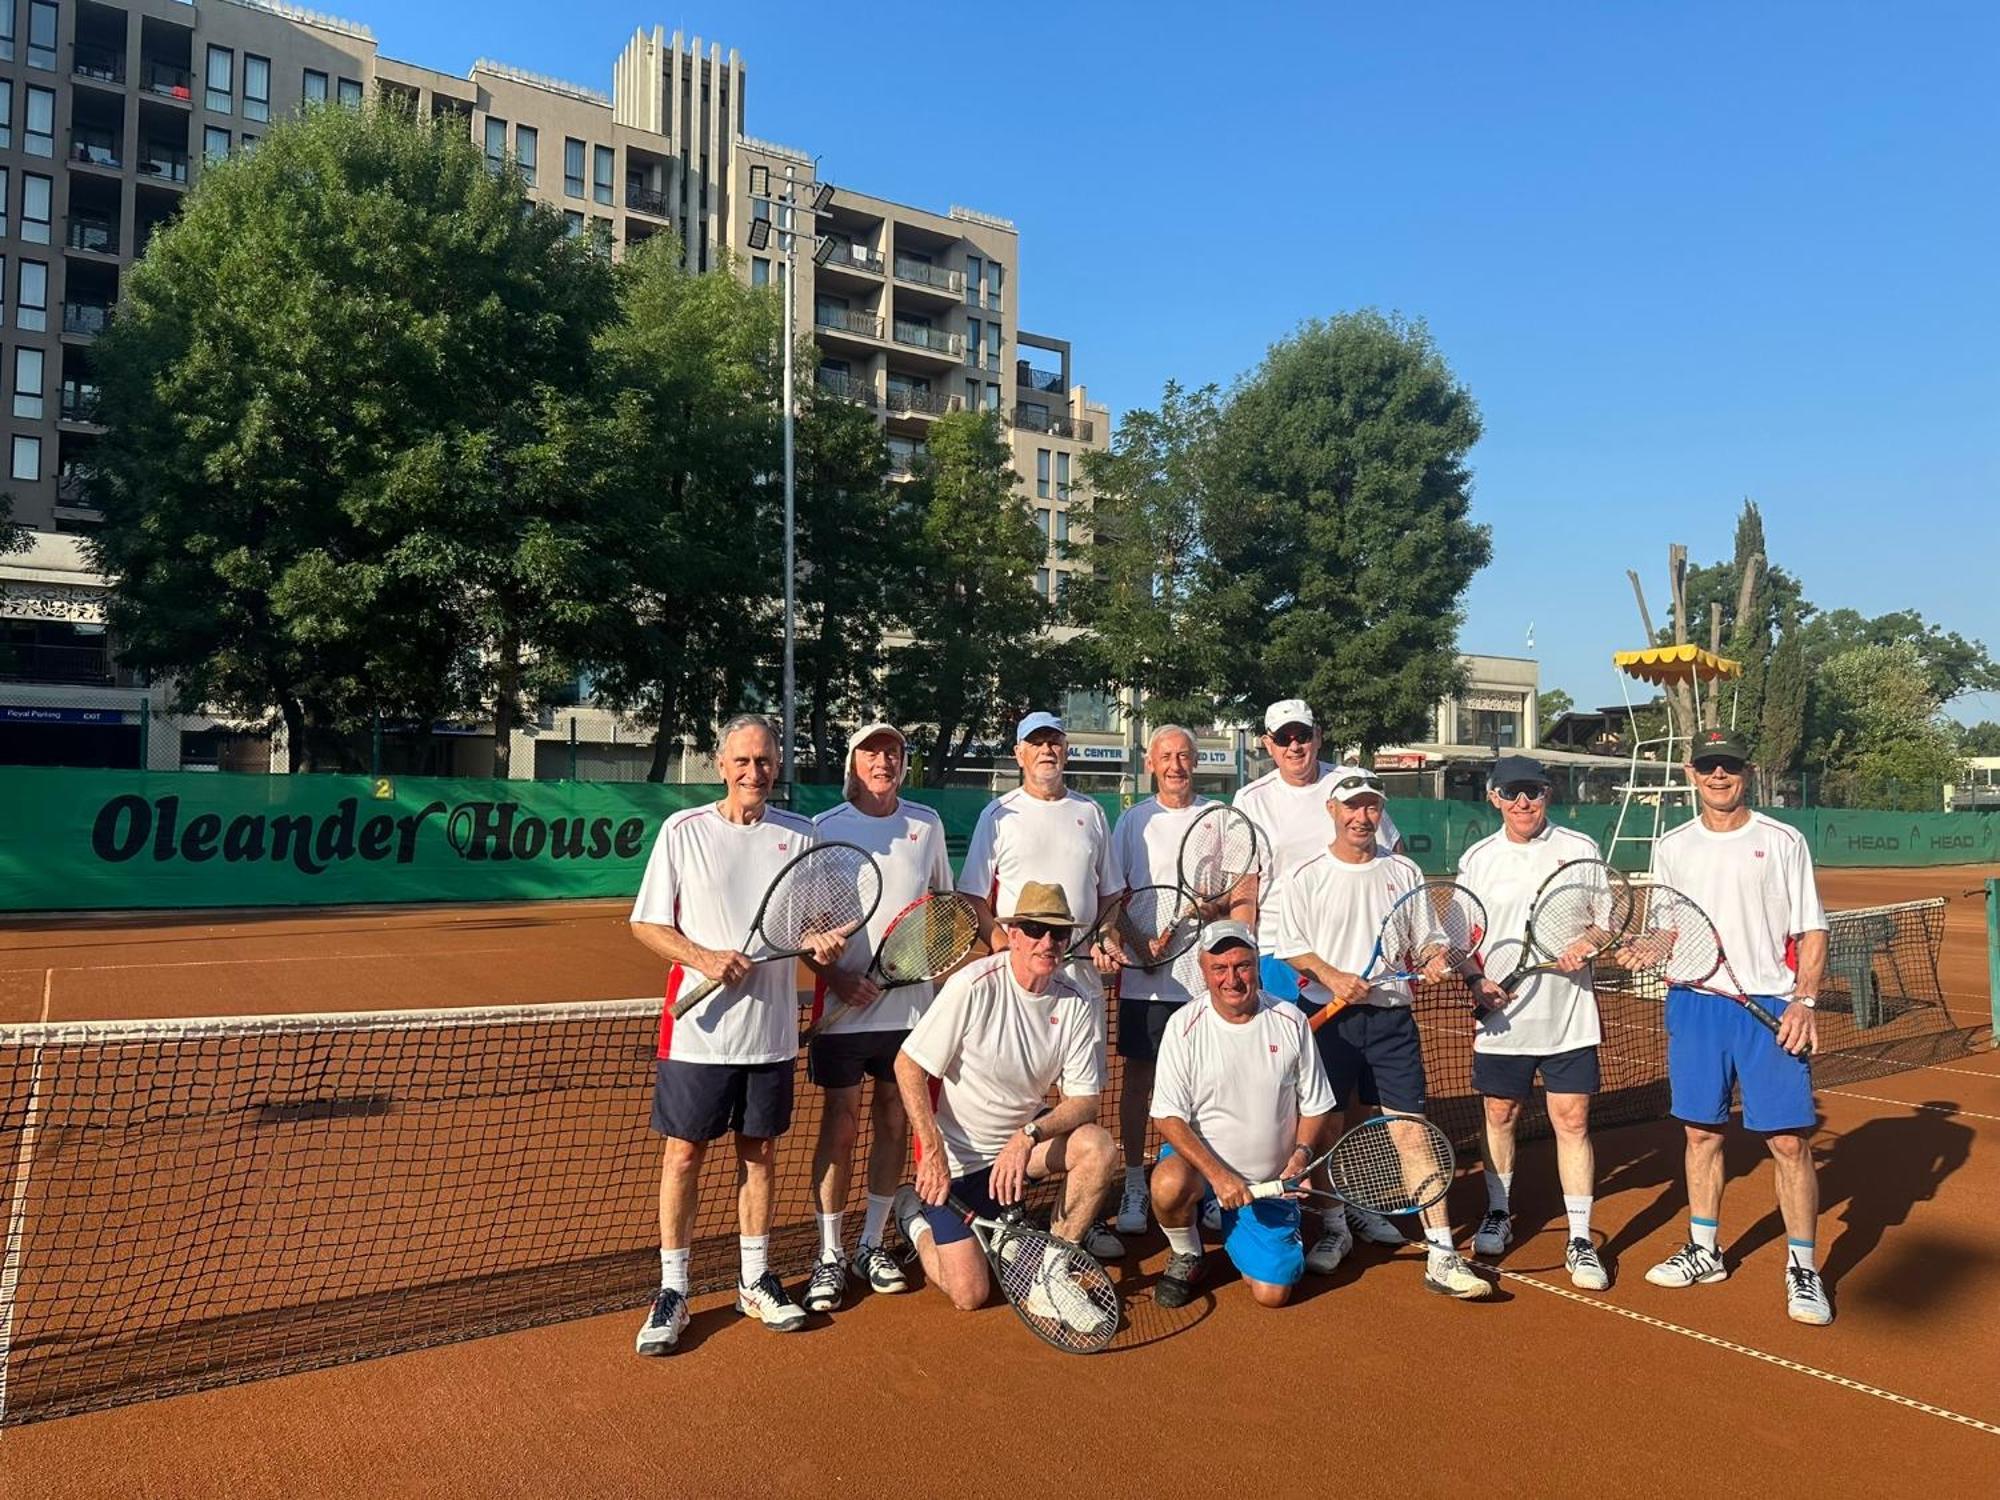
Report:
945,1194,1119,1354
1472,859,1635,1020
1618,883,1807,1052
1247,1113,1455,1217
1306,879,1487,1032
1091,884,1206,974
1175,803,1265,919
669,841,885,1019
800,890,981,1043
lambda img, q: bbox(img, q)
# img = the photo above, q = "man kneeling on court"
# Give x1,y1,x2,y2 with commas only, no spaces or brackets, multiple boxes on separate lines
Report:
891,883,1115,1326
1149,922,1337,1309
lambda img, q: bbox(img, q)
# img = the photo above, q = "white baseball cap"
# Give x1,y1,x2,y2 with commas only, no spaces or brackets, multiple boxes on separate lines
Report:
1016,711,1065,741
1199,919,1258,954
846,722,906,758
1264,699,1315,734
1326,765,1386,803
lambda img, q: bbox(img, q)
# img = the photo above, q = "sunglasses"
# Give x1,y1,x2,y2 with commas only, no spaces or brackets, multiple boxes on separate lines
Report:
1693,759,1746,776
1268,727,1314,747
1332,774,1382,793
1497,783,1549,803
1014,920,1074,943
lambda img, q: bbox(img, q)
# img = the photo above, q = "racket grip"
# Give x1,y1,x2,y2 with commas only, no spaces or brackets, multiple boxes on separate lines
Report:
1306,998,1350,1032
1246,1178,1289,1200
798,1004,845,1046
669,974,723,1019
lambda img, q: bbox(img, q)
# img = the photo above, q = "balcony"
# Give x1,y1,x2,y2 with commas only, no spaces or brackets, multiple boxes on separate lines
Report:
142,61,195,104
815,369,877,408
625,184,670,217
885,385,961,418
137,146,190,186
63,302,112,338
1017,362,1065,395
891,321,964,359
0,644,114,687
66,218,121,256
70,128,124,172
819,241,884,276
885,444,928,479
60,384,104,425
1007,407,1095,443
892,257,965,296
74,43,127,87
58,470,98,508
814,306,885,342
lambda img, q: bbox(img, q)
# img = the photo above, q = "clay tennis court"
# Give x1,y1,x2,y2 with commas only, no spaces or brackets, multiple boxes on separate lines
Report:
2,867,1995,1496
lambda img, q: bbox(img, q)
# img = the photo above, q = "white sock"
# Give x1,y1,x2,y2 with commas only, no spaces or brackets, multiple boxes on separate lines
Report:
859,1193,894,1249
1163,1223,1201,1257
1484,1168,1514,1213
903,1209,934,1248
660,1246,690,1296
816,1212,843,1260
1564,1195,1593,1241
1424,1226,1455,1255
1786,1239,1817,1273
1124,1164,1146,1191
1690,1216,1720,1253
739,1234,769,1287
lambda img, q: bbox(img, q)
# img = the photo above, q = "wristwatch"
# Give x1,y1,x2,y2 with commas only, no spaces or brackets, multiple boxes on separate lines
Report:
1792,994,1817,1010
1021,1119,1043,1143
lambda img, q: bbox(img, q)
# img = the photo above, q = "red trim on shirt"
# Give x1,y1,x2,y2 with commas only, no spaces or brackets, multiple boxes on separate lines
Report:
657,964,683,1060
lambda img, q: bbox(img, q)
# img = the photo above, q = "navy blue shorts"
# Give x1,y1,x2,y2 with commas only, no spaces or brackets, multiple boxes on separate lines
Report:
808,1028,906,1089
651,1059,794,1143
1472,1045,1602,1100
1666,986,1816,1133
1303,1001,1427,1114
1117,994,1180,1062
918,1164,1012,1248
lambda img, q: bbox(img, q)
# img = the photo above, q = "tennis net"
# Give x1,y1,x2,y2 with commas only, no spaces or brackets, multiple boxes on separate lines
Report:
0,898,1962,1425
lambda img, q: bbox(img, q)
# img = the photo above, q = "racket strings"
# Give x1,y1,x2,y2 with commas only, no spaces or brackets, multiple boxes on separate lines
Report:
1181,810,1263,901
764,847,881,949
1634,890,1721,984
1385,885,1483,972
1529,880,1632,961
876,896,978,984
1328,1117,1454,1216
993,1226,1119,1353
1115,886,1203,970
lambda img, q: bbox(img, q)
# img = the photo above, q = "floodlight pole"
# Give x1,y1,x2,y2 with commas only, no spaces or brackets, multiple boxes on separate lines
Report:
781,164,797,797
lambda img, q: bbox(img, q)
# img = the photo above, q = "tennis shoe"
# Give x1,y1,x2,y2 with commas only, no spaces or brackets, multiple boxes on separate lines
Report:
1083,1223,1126,1259
635,1287,689,1356
1423,1249,1493,1301
1347,1205,1406,1247
891,1185,930,1250
1644,1242,1728,1288
1155,1250,1204,1310
1043,1267,1115,1338
1786,1267,1833,1326
1199,1199,1223,1233
1472,1209,1514,1258
736,1271,808,1332
1565,1237,1610,1291
1305,1216,1352,1275
1115,1181,1150,1236
801,1253,848,1314
854,1243,909,1294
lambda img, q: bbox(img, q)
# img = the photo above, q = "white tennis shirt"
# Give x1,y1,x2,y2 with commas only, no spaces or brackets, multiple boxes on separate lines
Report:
1150,993,1337,1181
1651,812,1826,997
809,798,954,1034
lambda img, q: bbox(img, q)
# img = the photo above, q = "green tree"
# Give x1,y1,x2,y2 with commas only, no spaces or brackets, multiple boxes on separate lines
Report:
1758,607,1809,794
88,104,614,771
1537,689,1574,739
1959,720,2000,757
1207,312,1490,753
1794,608,2000,705
0,493,28,556
883,411,1059,785
1807,641,1962,810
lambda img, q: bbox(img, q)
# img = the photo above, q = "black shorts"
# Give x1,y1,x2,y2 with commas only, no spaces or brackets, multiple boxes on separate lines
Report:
1472,1045,1602,1101
808,1028,907,1089
1116,994,1180,1062
1306,1001,1428,1114
651,1059,794,1142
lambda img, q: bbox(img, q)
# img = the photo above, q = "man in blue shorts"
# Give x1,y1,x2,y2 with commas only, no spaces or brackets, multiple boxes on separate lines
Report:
1149,922,1336,1308
1644,729,1831,1325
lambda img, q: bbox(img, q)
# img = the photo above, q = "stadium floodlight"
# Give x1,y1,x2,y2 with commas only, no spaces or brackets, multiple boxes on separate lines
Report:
811,235,838,268
810,180,836,215
746,216,771,252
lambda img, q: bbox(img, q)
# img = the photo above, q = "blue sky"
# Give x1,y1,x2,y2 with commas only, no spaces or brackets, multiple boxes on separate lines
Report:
340,1,1999,724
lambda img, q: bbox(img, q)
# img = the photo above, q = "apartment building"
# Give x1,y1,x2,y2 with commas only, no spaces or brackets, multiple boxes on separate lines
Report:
0,5,1110,775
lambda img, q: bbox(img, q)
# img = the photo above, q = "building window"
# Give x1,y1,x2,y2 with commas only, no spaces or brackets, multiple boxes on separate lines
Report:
593,145,614,205
241,134,258,155
1036,448,1051,499
13,346,44,420
563,209,584,236
965,320,981,370
25,85,53,157
21,173,51,243
483,117,506,172
986,261,1004,310
303,70,328,104
965,254,982,308
751,257,770,287
965,377,981,410
1056,451,1071,501
1035,567,1049,598
337,78,362,109
0,6,13,63
27,3,56,70
1054,505,1071,543
1459,708,1522,749
986,321,1003,373
204,126,230,164
1035,508,1050,543
986,382,1001,412
11,434,39,482
18,259,47,331
206,47,234,114
0,169,8,237
0,80,12,151
244,55,271,122
563,138,585,197
515,125,537,186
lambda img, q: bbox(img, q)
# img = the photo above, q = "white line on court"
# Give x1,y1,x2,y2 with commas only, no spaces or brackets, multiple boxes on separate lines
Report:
1819,1089,2000,1124
1497,1268,2000,1439
0,970,55,1425
52,946,516,975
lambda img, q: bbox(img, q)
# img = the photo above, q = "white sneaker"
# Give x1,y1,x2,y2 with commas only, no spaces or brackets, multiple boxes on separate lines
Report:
801,1253,847,1314
1199,1199,1222,1233
1565,1237,1610,1291
1786,1267,1833,1325
1347,1205,1405,1246
1083,1222,1126,1260
1472,1209,1514,1258
635,1287,689,1356
854,1243,909,1295
1115,1180,1150,1236
1026,1248,1114,1338
1305,1216,1353,1275
1644,1242,1728,1288
1424,1249,1494,1300
736,1271,808,1331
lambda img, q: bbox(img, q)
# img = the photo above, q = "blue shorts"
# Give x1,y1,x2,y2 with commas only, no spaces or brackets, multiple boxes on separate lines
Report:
1472,1045,1601,1100
1665,986,1816,1134
917,1164,1008,1248
1260,955,1305,1001
1159,1145,1305,1287
1300,1001,1428,1114
1117,994,1179,1062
